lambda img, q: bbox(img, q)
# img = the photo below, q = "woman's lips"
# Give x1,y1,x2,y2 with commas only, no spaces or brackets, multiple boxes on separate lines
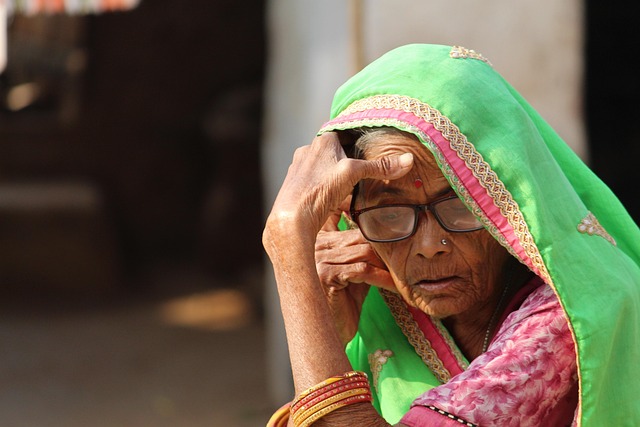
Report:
414,277,458,292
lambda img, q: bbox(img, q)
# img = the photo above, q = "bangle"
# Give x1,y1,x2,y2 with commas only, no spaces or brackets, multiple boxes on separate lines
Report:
266,401,291,427
293,371,365,404
291,377,368,414
289,371,372,427
292,387,370,425
298,394,372,427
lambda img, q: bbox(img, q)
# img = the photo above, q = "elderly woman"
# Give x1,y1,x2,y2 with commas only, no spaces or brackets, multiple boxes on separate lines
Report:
264,44,640,426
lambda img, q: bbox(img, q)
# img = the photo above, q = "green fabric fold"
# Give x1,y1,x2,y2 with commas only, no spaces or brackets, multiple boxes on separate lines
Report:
326,44,640,426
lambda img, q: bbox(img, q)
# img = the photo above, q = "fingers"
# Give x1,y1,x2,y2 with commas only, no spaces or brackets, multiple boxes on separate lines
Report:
266,132,414,242
320,195,353,232
319,261,397,293
316,229,396,292
333,153,414,190
316,229,365,253
313,132,415,187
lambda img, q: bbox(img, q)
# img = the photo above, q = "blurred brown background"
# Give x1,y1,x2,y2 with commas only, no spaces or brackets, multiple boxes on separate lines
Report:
0,0,637,426
0,1,268,426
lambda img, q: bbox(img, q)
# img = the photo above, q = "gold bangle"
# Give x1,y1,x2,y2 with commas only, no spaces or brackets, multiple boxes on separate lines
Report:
298,394,372,427
292,371,367,405
267,402,291,427
292,388,370,426
293,377,342,404
292,380,370,415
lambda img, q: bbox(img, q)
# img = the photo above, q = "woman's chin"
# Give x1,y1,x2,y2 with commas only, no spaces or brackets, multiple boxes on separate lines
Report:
408,291,462,319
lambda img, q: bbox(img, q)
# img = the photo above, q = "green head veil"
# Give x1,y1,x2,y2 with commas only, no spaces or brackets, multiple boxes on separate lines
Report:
319,44,640,426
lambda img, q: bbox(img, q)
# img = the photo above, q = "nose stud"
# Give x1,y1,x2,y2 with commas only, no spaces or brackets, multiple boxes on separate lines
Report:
441,239,448,245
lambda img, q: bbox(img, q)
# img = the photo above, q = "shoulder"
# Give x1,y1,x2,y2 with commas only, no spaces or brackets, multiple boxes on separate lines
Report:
404,283,578,426
517,282,561,316
496,283,568,348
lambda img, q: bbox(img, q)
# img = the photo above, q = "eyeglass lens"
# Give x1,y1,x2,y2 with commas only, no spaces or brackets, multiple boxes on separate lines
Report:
355,197,482,241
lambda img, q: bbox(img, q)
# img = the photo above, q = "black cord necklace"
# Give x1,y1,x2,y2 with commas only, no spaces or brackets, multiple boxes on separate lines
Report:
482,271,513,353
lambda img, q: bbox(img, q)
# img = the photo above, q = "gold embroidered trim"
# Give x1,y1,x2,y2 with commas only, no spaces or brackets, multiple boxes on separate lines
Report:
329,95,552,285
368,349,394,393
578,212,616,246
320,117,521,265
380,289,451,383
319,118,510,254
450,45,493,66
432,320,469,370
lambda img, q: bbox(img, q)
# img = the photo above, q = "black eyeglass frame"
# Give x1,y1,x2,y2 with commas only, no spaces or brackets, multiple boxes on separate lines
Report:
348,184,484,243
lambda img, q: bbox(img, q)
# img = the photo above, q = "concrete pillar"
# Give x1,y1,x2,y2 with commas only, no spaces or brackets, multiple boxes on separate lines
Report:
261,0,351,405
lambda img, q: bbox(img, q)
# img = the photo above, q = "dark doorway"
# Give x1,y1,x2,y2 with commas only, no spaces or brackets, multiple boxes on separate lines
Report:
585,1,640,224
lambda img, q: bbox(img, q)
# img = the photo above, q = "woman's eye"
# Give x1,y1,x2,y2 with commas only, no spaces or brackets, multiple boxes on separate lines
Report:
381,213,401,222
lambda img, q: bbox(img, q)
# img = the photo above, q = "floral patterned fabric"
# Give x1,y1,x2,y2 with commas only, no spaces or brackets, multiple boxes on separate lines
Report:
401,284,578,427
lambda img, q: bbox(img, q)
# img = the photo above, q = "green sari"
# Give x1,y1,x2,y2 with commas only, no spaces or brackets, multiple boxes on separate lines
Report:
319,44,640,426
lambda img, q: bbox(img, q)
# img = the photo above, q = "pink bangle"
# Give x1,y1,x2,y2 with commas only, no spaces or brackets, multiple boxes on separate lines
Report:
289,371,371,427
291,378,369,414
292,387,371,425
292,371,367,405
297,394,373,427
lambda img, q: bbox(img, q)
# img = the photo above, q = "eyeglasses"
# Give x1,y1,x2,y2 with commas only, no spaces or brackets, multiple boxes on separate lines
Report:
349,189,483,243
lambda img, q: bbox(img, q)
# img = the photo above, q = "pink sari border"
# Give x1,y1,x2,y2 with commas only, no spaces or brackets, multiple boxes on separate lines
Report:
322,109,534,272
401,405,475,427
407,305,465,377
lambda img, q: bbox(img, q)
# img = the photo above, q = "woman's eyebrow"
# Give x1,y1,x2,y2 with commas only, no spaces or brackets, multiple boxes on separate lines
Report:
367,185,455,199
434,187,456,198
366,186,405,198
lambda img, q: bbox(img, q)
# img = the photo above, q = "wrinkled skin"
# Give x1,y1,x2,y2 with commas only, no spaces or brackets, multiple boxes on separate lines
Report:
315,133,514,358
315,196,397,345
263,132,414,426
264,131,515,426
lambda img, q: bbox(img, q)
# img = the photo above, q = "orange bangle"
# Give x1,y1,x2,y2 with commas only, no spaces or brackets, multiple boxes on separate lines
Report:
293,371,367,405
298,394,372,427
291,377,368,414
266,401,291,427
292,388,371,426
289,371,370,427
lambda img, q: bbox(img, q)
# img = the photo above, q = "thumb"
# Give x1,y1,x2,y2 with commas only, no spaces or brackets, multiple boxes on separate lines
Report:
357,152,414,183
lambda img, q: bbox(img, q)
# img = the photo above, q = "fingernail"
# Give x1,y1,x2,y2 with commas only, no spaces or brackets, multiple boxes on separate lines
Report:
399,153,414,167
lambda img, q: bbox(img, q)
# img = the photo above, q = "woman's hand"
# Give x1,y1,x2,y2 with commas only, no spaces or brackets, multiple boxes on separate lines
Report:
263,132,414,256
315,206,397,345
261,131,412,407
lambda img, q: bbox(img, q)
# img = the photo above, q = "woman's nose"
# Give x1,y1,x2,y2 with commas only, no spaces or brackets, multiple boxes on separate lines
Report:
412,210,452,259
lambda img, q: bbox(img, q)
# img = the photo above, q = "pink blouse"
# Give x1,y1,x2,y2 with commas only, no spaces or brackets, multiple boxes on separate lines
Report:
400,283,578,427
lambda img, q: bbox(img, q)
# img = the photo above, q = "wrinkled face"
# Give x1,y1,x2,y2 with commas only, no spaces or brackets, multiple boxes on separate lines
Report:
356,133,511,319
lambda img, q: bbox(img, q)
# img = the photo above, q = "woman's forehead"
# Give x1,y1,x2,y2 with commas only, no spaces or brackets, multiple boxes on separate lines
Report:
363,135,446,181
361,179,454,201
360,136,452,200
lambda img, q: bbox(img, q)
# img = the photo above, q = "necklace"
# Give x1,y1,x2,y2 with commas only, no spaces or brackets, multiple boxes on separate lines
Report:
482,277,512,353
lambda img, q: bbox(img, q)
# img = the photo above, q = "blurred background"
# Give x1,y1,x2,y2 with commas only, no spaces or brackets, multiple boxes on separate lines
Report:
0,0,637,426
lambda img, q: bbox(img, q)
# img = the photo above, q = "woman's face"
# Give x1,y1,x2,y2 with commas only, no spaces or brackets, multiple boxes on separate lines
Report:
357,133,512,320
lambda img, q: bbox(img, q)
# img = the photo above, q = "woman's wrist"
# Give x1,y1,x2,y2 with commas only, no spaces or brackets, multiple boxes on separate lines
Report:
264,211,319,255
